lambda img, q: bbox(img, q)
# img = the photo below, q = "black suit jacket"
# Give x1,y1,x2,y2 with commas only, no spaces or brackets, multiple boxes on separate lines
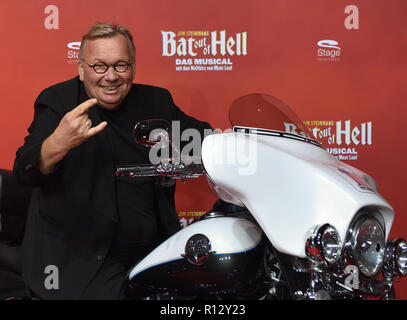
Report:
13,76,211,299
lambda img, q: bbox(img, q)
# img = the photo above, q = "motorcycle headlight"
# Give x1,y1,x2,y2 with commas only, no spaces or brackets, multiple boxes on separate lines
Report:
305,224,342,265
348,217,385,278
384,239,407,278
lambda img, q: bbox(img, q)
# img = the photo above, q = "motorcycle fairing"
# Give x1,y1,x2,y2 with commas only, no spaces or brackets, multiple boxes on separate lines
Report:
201,131,394,259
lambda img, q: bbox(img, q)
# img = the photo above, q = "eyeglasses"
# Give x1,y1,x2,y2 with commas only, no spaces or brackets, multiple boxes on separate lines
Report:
82,60,132,74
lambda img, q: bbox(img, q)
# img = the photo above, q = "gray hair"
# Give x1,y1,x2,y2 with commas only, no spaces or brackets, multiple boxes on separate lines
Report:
79,22,135,62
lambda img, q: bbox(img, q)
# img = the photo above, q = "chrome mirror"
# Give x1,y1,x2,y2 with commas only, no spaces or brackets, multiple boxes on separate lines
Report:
133,119,171,147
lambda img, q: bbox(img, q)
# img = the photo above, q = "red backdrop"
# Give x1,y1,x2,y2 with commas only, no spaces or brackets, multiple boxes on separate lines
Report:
0,0,406,298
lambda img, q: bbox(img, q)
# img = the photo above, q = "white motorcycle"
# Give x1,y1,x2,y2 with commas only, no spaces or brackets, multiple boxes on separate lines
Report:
116,93,407,300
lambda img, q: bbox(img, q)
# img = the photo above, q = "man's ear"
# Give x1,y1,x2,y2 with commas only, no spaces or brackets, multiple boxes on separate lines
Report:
78,61,84,81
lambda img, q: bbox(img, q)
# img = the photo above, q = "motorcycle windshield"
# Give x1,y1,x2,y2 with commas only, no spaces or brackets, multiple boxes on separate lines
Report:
228,93,319,145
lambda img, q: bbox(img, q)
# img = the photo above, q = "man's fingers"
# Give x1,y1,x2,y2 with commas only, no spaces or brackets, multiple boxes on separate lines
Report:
70,98,98,117
87,121,108,137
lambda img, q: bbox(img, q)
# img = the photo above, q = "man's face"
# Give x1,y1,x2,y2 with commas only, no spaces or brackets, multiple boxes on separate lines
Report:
78,34,135,110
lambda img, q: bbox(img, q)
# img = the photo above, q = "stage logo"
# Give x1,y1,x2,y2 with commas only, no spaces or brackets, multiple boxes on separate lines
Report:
316,40,342,62
302,120,373,161
67,41,81,64
161,30,247,72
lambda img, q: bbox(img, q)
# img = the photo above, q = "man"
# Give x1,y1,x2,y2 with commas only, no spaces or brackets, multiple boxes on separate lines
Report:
13,23,211,299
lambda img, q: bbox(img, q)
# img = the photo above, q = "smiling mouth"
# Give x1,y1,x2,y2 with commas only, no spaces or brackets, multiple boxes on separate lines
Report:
101,85,121,91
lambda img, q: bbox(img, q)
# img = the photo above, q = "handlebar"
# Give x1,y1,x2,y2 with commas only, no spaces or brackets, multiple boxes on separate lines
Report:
115,161,205,179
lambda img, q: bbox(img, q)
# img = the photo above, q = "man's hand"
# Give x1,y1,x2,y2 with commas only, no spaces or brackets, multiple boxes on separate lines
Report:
51,98,107,151
39,99,107,174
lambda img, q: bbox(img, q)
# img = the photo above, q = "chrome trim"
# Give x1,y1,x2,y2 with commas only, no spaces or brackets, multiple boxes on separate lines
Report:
384,238,407,278
233,126,323,148
297,210,397,299
343,210,386,279
305,224,342,267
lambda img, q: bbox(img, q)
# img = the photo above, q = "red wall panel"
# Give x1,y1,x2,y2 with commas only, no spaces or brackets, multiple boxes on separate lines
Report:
0,0,406,298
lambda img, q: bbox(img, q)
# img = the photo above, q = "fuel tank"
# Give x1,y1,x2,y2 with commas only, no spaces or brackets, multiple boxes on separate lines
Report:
128,215,263,295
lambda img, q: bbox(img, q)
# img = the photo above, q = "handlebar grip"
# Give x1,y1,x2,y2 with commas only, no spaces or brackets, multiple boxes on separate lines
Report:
115,164,158,177
115,162,204,178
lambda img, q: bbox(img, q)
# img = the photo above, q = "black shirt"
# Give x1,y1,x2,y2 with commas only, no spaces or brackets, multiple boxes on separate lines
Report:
81,86,160,266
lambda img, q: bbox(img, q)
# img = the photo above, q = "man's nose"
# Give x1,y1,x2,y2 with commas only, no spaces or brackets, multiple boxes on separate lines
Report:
104,66,119,81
